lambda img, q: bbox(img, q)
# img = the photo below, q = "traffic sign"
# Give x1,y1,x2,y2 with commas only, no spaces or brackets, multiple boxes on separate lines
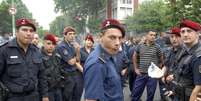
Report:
8,7,17,15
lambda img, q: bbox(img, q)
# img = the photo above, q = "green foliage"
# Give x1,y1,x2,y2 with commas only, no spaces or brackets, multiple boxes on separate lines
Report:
165,0,201,24
0,0,33,35
126,0,201,34
125,0,171,33
0,1,12,34
53,0,106,34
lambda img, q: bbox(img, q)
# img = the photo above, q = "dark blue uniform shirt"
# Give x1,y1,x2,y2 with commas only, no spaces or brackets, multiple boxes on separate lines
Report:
0,38,48,96
189,41,201,85
84,44,123,101
55,41,77,72
80,47,94,66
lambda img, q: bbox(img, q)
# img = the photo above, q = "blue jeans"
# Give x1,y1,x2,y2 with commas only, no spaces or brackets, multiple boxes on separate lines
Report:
132,74,157,101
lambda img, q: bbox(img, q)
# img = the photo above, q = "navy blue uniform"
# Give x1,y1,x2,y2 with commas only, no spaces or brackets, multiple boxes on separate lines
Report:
55,41,83,101
41,48,63,101
171,42,201,101
0,38,48,101
80,47,94,66
84,44,123,101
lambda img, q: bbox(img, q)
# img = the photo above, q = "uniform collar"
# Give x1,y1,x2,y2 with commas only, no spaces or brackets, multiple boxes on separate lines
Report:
189,41,201,53
62,40,73,47
98,44,115,62
8,38,35,50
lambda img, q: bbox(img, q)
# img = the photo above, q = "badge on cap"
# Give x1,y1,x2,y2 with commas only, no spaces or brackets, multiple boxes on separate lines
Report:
105,21,110,27
199,65,201,74
63,49,68,55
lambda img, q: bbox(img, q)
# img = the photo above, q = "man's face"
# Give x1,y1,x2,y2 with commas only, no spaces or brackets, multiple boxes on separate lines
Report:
16,26,35,45
100,28,123,55
180,27,199,45
64,31,76,42
146,31,156,42
32,33,39,46
169,34,182,47
85,39,94,48
43,40,55,54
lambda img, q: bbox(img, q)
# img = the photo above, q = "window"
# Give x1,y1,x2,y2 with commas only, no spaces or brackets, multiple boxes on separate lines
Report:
112,8,117,19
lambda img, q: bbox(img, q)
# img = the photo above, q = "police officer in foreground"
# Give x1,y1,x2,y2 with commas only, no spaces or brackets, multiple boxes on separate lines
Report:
177,19,201,101
41,34,63,101
84,19,125,101
0,18,48,101
55,26,83,101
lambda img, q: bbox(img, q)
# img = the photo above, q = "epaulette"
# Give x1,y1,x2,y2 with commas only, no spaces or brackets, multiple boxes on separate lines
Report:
0,41,8,47
55,53,61,58
98,53,106,63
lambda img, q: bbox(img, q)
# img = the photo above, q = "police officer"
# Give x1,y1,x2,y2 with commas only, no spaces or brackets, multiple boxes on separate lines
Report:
41,34,63,101
178,19,201,101
80,34,94,67
55,26,83,101
162,27,184,100
84,19,125,101
0,18,48,101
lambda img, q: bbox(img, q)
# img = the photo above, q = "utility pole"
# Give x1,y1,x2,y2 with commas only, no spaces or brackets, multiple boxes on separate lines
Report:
8,0,16,37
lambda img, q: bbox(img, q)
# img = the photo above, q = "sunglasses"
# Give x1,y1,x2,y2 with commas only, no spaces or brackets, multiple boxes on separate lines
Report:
180,29,194,34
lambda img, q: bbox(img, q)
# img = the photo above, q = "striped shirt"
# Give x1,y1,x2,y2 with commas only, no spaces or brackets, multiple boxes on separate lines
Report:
136,43,162,73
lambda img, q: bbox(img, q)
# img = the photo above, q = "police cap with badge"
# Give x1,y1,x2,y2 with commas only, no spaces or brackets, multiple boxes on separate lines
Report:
16,18,36,32
101,19,125,38
168,27,181,36
180,19,201,31
44,34,57,45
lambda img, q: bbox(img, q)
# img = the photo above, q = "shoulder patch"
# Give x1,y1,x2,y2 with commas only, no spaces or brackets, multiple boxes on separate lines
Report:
98,57,106,64
55,53,61,58
63,49,68,55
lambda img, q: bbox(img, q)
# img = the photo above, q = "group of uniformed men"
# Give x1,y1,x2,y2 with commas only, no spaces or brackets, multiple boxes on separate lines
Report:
0,17,201,101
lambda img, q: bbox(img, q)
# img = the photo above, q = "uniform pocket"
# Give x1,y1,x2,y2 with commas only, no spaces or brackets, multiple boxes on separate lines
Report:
7,59,23,78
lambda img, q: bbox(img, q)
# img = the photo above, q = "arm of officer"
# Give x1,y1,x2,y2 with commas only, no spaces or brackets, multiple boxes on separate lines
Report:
75,62,83,73
190,85,201,101
72,41,81,62
38,60,49,100
84,63,105,101
190,57,201,101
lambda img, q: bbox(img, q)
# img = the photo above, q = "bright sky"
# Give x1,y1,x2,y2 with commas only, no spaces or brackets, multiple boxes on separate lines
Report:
22,0,60,30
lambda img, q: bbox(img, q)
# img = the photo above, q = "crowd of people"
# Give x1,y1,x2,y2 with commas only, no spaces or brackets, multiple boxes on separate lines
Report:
0,17,201,101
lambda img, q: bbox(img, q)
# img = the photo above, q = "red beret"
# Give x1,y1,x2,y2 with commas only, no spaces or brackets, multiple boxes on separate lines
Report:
169,27,181,36
63,26,75,35
16,18,36,31
85,34,94,43
44,34,56,45
101,19,125,37
180,19,201,31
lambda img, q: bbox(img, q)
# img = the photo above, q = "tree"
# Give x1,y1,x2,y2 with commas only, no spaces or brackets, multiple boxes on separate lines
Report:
165,0,201,24
125,0,171,34
0,0,33,35
53,0,106,34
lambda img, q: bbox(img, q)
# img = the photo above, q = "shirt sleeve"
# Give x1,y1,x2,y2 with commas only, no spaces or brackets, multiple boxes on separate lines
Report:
192,57,201,85
56,46,74,63
84,63,105,100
